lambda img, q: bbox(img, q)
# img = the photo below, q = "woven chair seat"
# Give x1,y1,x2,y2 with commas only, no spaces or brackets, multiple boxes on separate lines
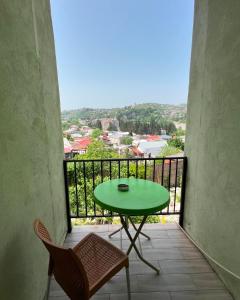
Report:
73,233,128,296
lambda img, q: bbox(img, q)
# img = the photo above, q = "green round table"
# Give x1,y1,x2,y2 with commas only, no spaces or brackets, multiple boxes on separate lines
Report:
94,178,170,274
94,178,169,216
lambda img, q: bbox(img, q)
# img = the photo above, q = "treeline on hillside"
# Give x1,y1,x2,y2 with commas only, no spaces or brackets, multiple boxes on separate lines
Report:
116,104,177,134
118,118,176,134
62,103,186,134
62,107,117,121
62,103,187,123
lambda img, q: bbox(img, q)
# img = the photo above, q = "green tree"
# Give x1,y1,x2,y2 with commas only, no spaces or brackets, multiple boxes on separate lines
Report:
159,145,182,157
120,136,133,145
81,140,118,160
91,128,102,138
167,137,184,151
174,128,185,136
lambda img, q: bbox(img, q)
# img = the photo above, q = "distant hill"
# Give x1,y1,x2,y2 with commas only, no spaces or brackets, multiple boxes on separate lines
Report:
62,103,187,123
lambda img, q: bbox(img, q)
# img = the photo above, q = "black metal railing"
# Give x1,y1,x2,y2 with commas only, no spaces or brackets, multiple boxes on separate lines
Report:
63,157,187,232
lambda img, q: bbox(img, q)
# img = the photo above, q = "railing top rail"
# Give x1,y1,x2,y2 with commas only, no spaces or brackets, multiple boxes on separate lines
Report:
64,156,187,163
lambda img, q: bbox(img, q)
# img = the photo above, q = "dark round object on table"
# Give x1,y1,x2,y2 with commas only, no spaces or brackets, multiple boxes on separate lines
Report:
118,183,129,191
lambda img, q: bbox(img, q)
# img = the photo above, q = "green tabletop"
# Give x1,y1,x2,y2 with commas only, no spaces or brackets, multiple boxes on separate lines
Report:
94,178,170,216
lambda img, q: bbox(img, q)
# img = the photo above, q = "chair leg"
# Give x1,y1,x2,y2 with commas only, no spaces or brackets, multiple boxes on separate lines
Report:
125,267,131,300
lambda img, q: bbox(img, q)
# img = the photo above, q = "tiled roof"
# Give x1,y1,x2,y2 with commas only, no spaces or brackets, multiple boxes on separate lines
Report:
72,137,92,150
146,135,161,141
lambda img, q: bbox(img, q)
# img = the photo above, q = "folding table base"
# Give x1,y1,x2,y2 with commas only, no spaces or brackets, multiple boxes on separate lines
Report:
108,217,151,240
119,215,160,275
108,216,151,255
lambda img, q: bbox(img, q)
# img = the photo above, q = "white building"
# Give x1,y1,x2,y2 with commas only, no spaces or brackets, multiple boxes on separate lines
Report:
138,140,167,158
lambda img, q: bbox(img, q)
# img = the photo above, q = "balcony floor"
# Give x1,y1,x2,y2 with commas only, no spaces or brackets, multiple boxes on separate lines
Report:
49,223,233,300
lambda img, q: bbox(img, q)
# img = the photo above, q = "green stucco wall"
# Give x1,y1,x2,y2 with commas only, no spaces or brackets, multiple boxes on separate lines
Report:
0,1,67,299
184,1,240,299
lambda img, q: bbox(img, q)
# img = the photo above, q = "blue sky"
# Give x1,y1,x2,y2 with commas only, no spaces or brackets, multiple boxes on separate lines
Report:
50,0,194,110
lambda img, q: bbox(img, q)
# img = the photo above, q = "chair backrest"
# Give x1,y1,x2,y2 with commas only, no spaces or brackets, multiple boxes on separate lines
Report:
34,219,89,300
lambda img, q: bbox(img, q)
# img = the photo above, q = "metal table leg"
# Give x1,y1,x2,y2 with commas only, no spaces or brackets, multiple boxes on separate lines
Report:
120,215,160,275
108,216,150,240
108,226,123,238
128,216,151,240
108,216,150,255
108,216,129,238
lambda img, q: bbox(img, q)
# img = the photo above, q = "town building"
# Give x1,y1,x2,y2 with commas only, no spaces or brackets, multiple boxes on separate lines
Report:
71,137,92,154
138,140,167,158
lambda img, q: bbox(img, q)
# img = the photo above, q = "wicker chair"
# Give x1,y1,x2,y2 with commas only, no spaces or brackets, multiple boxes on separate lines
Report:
34,219,131,300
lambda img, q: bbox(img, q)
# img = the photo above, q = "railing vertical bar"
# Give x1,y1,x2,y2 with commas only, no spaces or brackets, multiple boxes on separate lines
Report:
118,160,121,178
144,159,147,179
168,159,172,190
101,160,103,182
109,161,112,179
83,161,88,217
136,160,138,178
167,159,172,213
109,160,113,216
127,160,130,177
92,161,96,215
174,159,179,212
63,161,72,233
161,158,165,186
100,160,104,215
179,157,188,227
153,160,156,182
74,161,79,218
